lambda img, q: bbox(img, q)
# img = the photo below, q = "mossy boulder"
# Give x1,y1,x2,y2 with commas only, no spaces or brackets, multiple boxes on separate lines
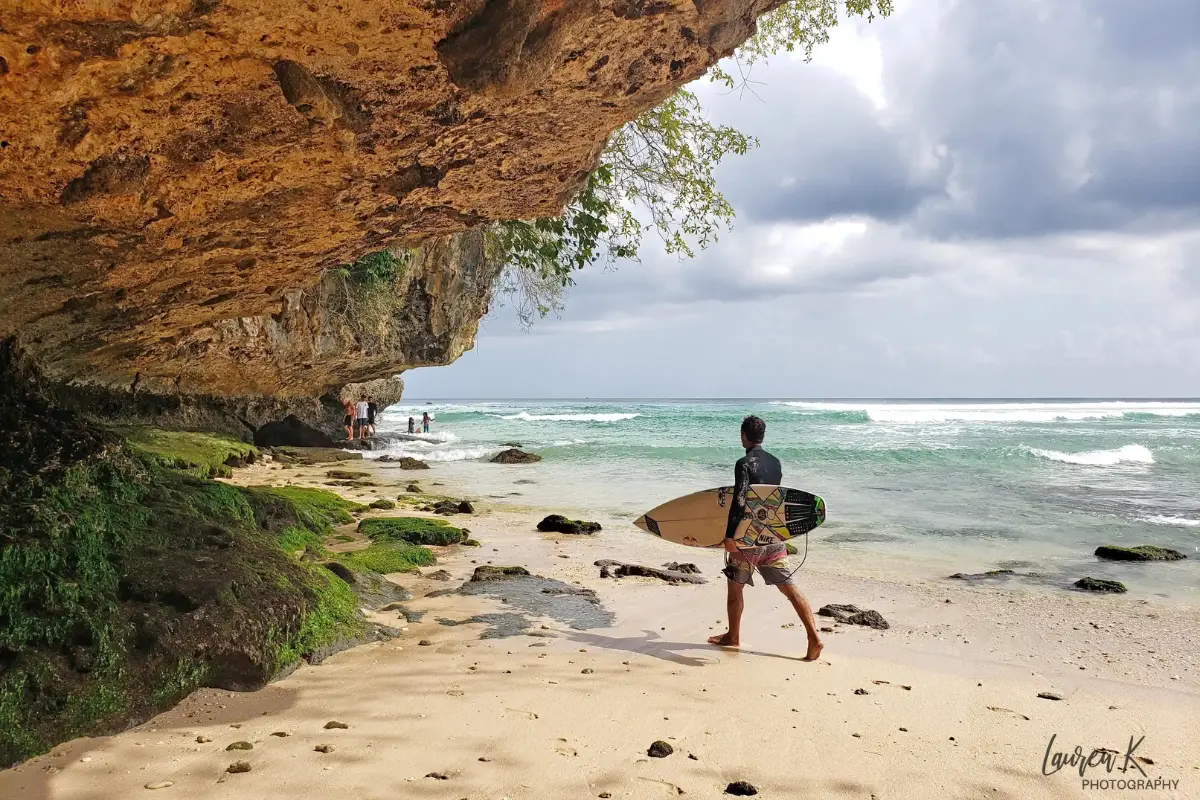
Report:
325,469,371,480
369,499,397,510
123,427,259,478
271,447,363,465
537,514,601,535
470,565,531,581
405,484,422,493
1074,577,1127,593
358,517,467,546
1094,545,1185,562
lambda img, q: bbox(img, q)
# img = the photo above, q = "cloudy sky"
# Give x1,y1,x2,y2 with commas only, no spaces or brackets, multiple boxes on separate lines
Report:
405,0,1200,399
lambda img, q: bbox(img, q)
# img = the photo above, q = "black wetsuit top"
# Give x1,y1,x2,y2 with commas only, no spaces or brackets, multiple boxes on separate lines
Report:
725,445,783,540
367,402,377,424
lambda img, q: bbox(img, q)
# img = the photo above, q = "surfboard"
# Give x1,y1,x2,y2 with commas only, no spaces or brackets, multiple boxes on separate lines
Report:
633,485,826,549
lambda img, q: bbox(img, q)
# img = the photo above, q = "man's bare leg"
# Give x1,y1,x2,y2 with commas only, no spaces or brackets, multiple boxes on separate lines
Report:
778,582,823,660
707,580,745,646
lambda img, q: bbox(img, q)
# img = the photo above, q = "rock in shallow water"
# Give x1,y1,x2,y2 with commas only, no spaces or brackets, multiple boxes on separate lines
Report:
1074,577,1127,593
817,604,890,630
491,448,542,464
1094,545,1185,562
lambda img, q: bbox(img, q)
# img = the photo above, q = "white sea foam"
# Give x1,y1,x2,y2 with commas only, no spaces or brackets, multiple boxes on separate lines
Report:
373,445,502,463
773,401,1200,424
497,411,640,422
1025,444,1155,466
387,431,458,443
1142,514,1200,527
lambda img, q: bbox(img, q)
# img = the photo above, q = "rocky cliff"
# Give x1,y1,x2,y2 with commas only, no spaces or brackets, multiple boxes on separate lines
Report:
0,0,782,399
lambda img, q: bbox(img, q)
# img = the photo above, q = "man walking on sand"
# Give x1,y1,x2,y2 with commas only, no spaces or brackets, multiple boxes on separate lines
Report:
708,415,824,661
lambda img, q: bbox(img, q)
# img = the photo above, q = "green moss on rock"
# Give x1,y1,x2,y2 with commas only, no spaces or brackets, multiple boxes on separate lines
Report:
336,544,436,574
1094,545,1185,562
123,427,259,478
358,517,467,546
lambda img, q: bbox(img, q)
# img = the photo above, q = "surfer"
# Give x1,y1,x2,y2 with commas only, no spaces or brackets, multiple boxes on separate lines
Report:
708,415,824,661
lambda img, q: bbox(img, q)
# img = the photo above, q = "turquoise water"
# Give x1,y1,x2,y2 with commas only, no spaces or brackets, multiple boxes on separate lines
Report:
375,400,1200,602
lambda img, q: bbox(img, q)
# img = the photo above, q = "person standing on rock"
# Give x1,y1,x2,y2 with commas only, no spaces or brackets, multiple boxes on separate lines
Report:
422,411,431,433
342,398,356,441
355,396,370,440
367,398,378,438
708,415,824,662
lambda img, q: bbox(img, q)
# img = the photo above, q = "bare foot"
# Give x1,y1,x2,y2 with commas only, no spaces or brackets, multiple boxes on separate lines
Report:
803,639,824,662
707,632,739,647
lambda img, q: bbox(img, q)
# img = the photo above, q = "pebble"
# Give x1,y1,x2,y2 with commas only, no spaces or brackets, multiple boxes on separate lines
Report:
600,793,612,799
648,740,674,758
854,688,869,696
478,756,493,762
227,761,251,774
226,742,253,751
425,772,449,780
324,721,350,729
1037,692,1064,701
688,753,699,761
144,781,174,790
582,668,594,674
270,732,289,737
195,736,212,744
315,744,335,753
725,780,759,796
419,640,434,646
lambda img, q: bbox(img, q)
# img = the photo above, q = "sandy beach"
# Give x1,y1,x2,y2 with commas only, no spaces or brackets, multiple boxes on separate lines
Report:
3,455,1197,800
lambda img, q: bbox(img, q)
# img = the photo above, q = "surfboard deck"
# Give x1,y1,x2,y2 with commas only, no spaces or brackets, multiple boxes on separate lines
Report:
634,485,825,549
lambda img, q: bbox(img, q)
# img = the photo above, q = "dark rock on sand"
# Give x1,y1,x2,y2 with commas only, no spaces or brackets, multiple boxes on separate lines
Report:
425,569,454,581
491,448,541,464
425,772,449,780
227,761,251,774
853,688,869,696
457,500,475,513
314,744,335,753
948,569,1015,580
271,446,363,465
427,499,475,515
1037,691,1065,701
725,781,759,796
406,484,422,493
817,604,890,630
648,740,674,758
326,469,370,480
663,562,701,574
471,565,531,581
1095,545,1185,562
538,514,601,535
255,415,336,448
1074,577,1127,593
378,456,430,469
324,720,349,729
226,741,253,750
270,731,288,737
596,560,706,584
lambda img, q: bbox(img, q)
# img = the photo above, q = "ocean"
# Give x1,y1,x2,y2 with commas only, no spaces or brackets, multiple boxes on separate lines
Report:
372,399,1200,602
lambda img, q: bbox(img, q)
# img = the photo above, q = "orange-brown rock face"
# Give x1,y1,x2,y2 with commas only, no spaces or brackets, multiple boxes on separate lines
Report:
0,0,780,396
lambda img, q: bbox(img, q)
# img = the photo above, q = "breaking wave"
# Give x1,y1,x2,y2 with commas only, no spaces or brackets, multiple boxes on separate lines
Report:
1142,514,1200,527
772,401,1200,424
1024,444,1155,466
497,411,641,422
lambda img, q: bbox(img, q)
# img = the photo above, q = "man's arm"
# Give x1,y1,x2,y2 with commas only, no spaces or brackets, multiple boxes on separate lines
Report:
725,457,748,541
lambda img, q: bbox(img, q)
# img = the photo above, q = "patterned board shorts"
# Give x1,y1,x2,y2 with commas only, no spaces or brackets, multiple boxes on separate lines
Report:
724,544,793,587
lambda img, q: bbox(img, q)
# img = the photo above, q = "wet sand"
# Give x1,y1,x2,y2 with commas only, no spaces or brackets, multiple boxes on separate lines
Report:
3,456,1197,799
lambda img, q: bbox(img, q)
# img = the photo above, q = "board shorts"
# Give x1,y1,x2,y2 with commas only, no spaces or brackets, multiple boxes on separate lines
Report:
357,417,369,426
343,415,353,426
724,544,793,587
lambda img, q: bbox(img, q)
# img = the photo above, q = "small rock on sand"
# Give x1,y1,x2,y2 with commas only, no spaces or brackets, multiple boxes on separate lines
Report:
324,720,350,729
314,744,335,753
478,756,492,762
226,741,253,751
817,603,889,629
648,740,674,758
582,668,594,674
196,735,212,743
425,772,449,780
688,753,699,761
854,688,869,695
144,781,174,790
1037,691,1065,701
419,640,434,646
270,732,288,737
599,793,612,799
725,781,759,796
227,761,251,774
406,484,422,493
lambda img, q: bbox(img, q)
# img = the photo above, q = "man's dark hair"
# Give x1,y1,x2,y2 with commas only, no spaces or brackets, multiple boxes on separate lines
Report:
741,415,766,444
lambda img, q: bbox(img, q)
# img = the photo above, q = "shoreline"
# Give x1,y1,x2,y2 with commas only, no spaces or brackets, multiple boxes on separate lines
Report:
4,453,1196,799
